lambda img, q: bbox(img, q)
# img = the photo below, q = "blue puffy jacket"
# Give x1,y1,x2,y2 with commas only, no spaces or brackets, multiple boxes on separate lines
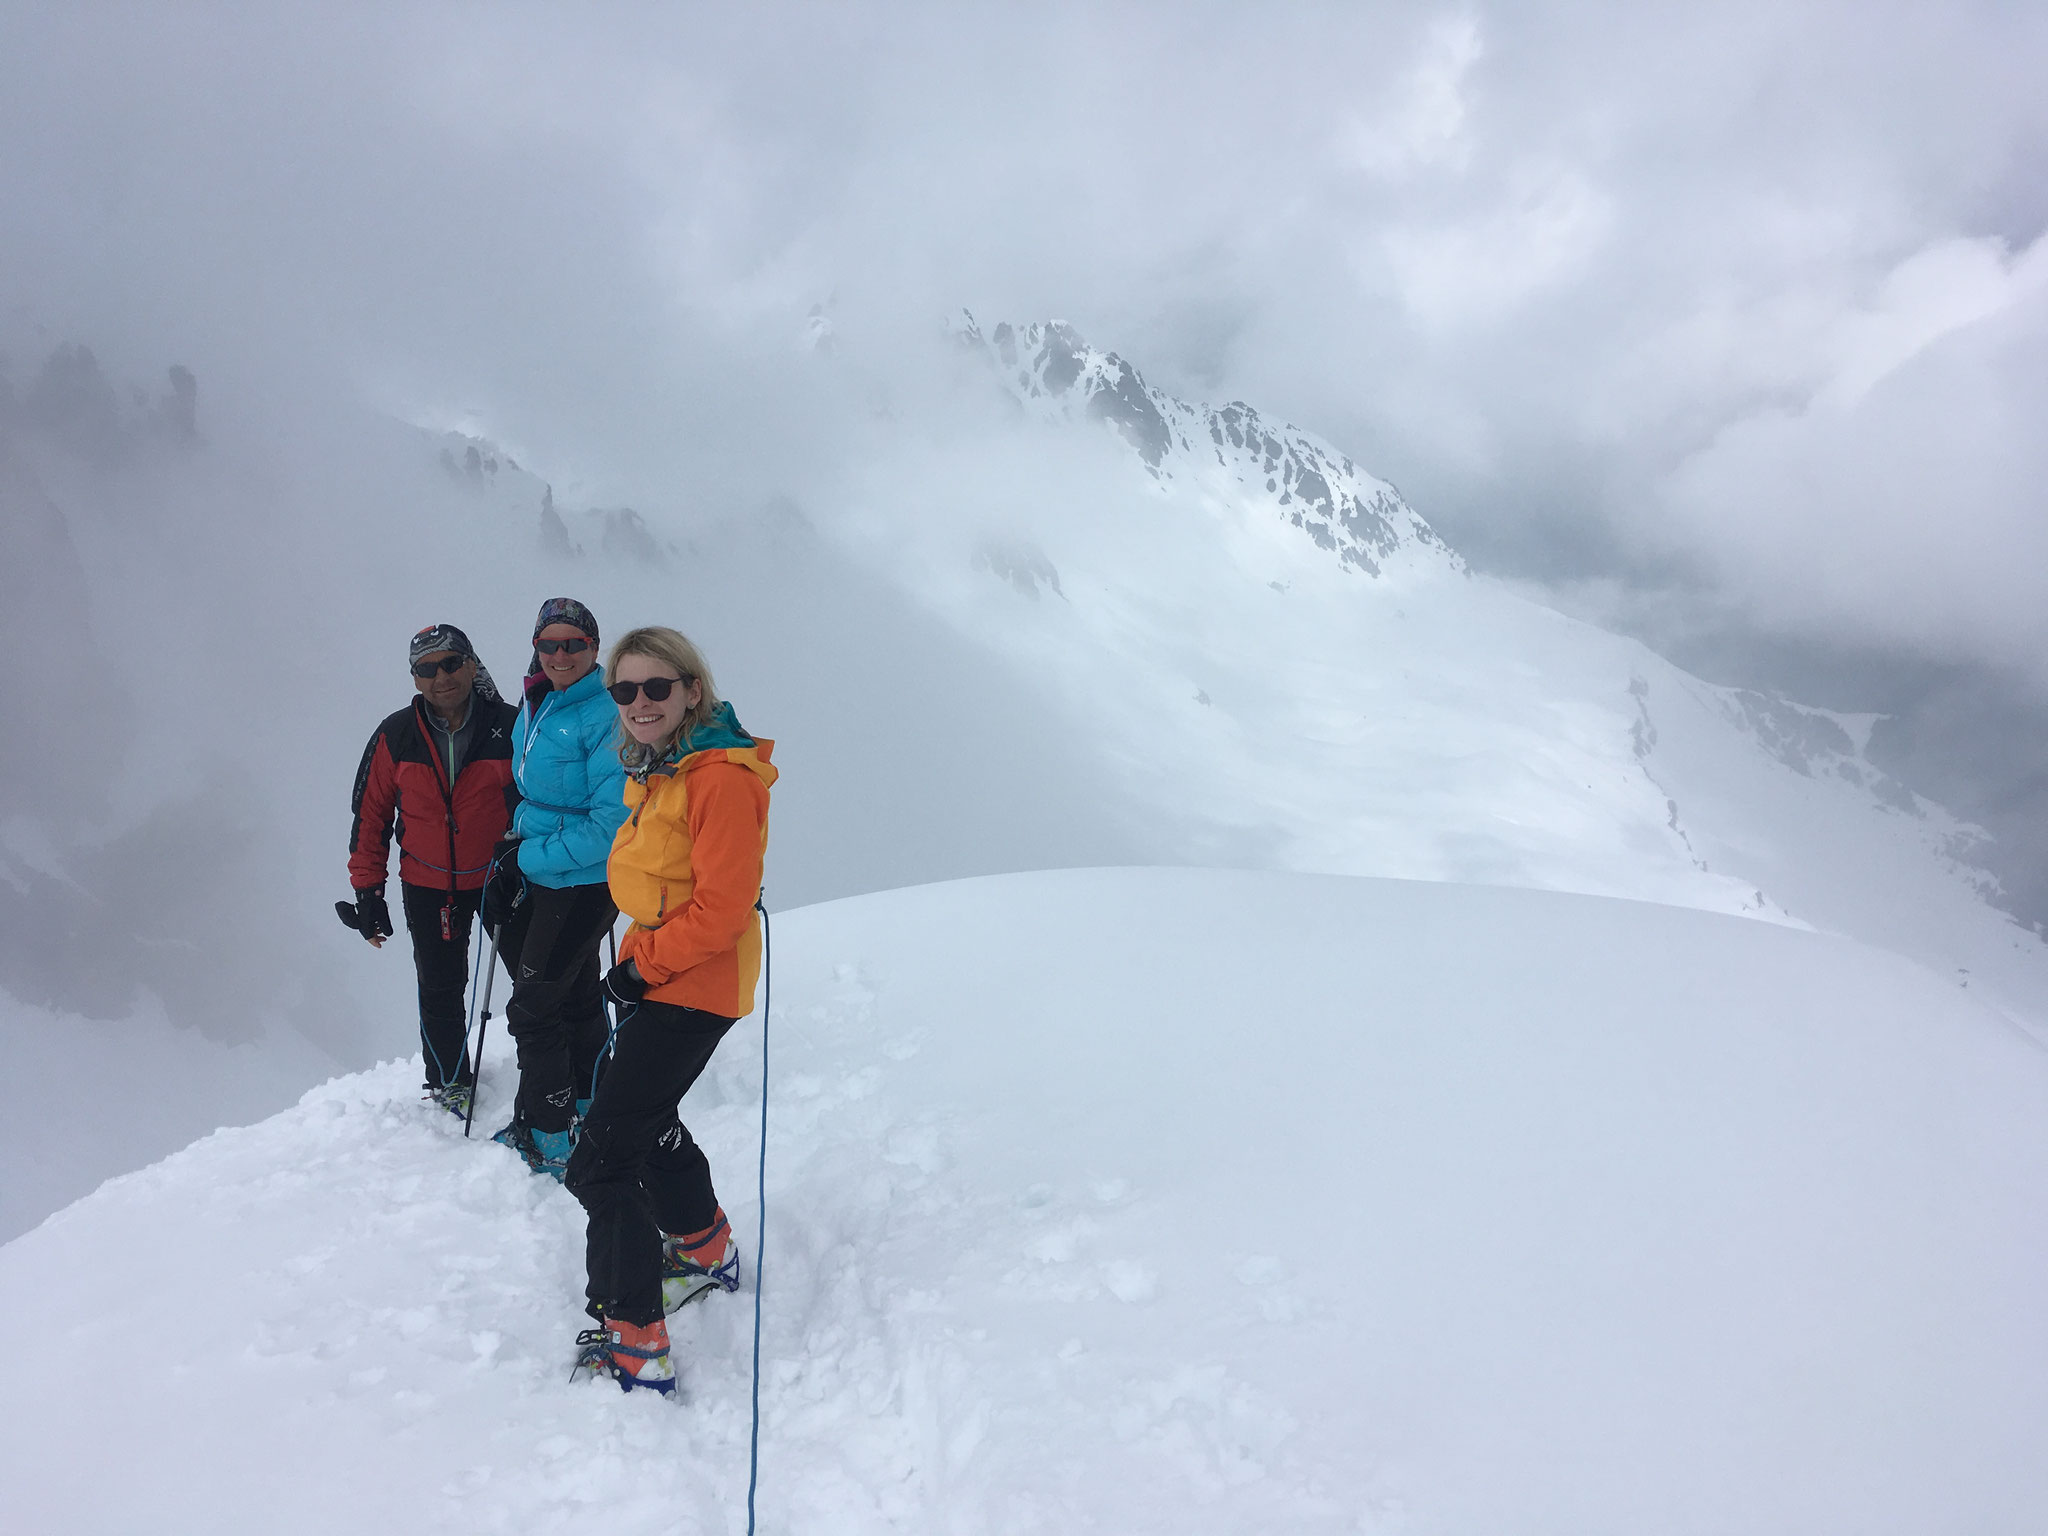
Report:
511,668,630,889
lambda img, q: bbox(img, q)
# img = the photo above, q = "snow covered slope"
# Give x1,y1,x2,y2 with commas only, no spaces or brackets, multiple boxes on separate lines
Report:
828,320,2048,1028
6,870,2046,1535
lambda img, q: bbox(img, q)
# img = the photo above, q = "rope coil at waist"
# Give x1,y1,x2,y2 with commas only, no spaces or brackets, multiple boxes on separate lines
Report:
407,854,495,877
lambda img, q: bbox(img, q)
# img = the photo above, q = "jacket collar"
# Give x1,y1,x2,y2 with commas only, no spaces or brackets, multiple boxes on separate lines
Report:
531,665,608,713
634,701,770,783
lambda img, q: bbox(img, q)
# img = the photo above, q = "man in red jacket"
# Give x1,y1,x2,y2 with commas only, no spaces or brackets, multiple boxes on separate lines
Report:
341,624,519,1116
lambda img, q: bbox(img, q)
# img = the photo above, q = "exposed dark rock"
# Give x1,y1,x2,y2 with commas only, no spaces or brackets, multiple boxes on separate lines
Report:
976,543,1064,600
1085,357,1170,467
159,365,198,443
1036,324,1084,394
24,344,125,465
539,485,578,558
1732,690,1856,777
8,345,202,466
601,506,661,565
957,315,1454,581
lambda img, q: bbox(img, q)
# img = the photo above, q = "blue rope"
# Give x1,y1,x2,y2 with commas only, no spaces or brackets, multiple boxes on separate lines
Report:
589,1004,626,1104
747,898,770,1536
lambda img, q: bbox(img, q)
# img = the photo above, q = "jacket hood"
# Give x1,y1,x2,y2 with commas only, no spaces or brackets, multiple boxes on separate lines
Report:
632,700,776,785
680,700,754,756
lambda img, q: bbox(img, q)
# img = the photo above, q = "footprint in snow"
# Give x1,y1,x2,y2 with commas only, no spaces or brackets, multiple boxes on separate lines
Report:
882,1030,927,1061
1103,1260,1158,1303
1234,1256,1282,1286
882,1122,946,1174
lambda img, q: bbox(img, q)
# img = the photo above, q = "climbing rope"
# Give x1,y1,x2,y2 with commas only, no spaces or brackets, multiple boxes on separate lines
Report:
747,896,771,1536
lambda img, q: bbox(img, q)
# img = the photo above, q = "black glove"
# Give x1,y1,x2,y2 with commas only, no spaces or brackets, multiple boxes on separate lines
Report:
336,885,393,943
603,960,648,1008
482,839,524,933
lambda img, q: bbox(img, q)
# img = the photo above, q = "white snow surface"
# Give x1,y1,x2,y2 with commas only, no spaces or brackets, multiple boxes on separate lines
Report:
6,868,2047,1535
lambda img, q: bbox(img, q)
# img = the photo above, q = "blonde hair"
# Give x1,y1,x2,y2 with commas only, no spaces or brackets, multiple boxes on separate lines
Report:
606,626,723,769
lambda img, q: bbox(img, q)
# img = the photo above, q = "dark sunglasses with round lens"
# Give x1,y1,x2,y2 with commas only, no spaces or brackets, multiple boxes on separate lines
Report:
608,675,688,705
534,636,595,655
411,655,469,679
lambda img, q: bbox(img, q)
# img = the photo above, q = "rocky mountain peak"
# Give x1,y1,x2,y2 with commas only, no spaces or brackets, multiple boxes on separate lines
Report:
954,313,1455,579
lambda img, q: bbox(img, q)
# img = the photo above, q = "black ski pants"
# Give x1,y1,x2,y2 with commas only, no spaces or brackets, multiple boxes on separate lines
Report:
566,998,735,1326
400,880,483,1090
493,880,617,1133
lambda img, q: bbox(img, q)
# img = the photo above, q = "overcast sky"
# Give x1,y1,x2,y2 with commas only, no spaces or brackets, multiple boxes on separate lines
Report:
5,3,2045,715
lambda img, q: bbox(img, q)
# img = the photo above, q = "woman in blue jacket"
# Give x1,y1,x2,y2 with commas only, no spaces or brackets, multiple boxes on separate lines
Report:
485,597,630,1179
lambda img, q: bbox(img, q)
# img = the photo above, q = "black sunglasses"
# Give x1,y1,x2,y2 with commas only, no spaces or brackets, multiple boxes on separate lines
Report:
411,655,469,679
534,636,596,655
608,676,688,705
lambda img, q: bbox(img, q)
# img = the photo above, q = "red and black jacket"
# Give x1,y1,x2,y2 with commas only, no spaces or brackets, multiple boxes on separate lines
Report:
348,695,519,894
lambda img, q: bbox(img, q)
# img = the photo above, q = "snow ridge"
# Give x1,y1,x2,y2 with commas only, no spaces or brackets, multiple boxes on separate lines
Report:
954,313,1454,577
9,870,2048,1535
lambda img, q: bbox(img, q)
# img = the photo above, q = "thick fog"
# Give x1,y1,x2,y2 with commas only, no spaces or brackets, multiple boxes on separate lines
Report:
5,3,2048,1235
10,4,2048,635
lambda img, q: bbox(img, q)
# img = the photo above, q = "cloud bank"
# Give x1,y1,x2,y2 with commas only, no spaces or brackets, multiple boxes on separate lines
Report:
3,2,2046,669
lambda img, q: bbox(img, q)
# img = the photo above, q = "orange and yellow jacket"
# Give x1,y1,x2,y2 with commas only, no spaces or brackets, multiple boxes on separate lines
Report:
607,703,776,1018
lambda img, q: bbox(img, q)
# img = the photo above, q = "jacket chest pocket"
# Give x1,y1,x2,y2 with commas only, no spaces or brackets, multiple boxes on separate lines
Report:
628,798,692,905
647,818,692,876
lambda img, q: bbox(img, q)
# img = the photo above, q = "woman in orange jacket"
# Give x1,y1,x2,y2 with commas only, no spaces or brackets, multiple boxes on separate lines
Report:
566,625,775,1397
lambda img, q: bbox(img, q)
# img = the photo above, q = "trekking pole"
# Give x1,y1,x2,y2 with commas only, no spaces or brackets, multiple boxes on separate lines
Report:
464,934,500,1140
458,915,488,1084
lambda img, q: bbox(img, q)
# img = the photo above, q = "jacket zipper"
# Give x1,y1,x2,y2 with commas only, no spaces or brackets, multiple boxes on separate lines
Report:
628,778,668,920
518,687,564,772
417,699,461,905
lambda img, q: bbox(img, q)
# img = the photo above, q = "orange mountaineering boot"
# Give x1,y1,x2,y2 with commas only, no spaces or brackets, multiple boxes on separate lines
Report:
661,1209,741,1315
572,1313,677,1397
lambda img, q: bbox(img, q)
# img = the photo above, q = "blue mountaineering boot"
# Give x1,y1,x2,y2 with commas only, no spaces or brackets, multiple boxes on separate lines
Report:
526,1126,573,1181
491,1118,573,1182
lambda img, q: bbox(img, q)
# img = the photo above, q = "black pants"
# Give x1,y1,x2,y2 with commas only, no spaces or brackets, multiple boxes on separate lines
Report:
494,880,617,1132
566,998,736,1326
401,881,483,1090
